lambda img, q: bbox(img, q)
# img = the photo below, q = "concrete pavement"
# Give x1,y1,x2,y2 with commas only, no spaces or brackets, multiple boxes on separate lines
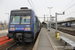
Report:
37,28,54,50
46,28,75,50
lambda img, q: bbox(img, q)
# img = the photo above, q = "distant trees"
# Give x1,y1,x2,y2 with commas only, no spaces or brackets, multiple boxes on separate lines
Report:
0,20,7,25
0,21,3,25
4,20,7,25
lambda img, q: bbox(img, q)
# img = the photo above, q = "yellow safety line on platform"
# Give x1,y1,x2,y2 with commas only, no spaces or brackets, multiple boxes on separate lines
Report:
44,28,58,50
32,30,41,50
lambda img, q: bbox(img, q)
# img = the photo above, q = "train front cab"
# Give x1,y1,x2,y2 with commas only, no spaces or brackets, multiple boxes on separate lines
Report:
8,10,36,42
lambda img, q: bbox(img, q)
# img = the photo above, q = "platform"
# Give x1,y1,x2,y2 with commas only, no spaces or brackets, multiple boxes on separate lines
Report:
0,30,8,37
46,28,75,50
33,28,75,50
33,28,57,50
37,28,54,50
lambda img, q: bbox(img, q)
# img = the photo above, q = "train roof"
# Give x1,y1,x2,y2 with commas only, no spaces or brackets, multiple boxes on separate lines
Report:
11,7,32,11
11,9,32,12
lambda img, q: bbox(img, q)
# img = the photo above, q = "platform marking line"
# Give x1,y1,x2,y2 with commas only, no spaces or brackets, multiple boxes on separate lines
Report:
44,28,58,50
32,29,41,50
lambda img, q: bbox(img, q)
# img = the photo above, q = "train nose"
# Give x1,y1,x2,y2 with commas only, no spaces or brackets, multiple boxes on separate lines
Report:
16,33,23,42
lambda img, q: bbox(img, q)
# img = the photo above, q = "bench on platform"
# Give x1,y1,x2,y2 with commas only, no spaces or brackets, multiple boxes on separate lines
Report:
60,36,75,50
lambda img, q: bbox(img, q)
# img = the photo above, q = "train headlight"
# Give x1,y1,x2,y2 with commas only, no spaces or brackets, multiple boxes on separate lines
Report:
25,27,31,31
10,28,15,30
28,28,31,30
25,28,28,30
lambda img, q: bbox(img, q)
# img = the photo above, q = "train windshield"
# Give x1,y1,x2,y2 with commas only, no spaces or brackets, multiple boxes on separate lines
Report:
21,16,30,24
11,16,20,24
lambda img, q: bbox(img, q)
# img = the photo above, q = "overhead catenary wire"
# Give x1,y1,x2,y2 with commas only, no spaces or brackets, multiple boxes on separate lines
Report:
27,0,36,13
64,4,75,11
31,0,37,15
62,4,75,17
65,11,75,16
31,0,36,11
27,0,33,9
27,0,37,15
60,0,74,12
58,0,75,19
59,0,75,17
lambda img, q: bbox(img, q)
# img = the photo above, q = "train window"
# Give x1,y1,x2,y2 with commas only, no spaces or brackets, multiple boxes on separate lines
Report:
36,17,37,23
21,16,30,24
34,16,36,24
11,16,20,24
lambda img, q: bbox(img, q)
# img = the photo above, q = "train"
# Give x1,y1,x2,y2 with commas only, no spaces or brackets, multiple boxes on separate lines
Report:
71,23,75,27
60,23,74,27
52,23,75,27
7,7,41,42
60,23,71,27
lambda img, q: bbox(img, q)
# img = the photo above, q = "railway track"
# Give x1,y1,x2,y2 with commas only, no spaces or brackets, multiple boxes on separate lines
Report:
6,32,39,50
52,27,75,36
0,30,40,50
6,41,35,50
0,39,15,50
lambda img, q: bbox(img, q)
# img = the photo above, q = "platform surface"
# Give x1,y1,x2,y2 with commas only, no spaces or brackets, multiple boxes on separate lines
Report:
37,28,54,50
0,29,8,37
47,28,75,50
37,27,75,50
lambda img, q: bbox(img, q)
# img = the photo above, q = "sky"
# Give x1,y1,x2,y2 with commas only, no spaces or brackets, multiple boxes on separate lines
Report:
0,0,75,23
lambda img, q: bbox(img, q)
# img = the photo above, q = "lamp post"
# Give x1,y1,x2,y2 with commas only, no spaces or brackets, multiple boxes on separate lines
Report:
48,7,53,31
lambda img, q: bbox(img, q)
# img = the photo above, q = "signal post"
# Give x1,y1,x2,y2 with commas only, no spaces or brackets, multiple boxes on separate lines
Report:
55,12,65,39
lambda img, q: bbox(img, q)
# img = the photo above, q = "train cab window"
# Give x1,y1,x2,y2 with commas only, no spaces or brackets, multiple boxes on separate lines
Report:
21,16,30,24
10,16,20,24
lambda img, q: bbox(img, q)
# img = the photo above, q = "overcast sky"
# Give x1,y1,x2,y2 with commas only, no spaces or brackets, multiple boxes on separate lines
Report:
0,0,75,23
